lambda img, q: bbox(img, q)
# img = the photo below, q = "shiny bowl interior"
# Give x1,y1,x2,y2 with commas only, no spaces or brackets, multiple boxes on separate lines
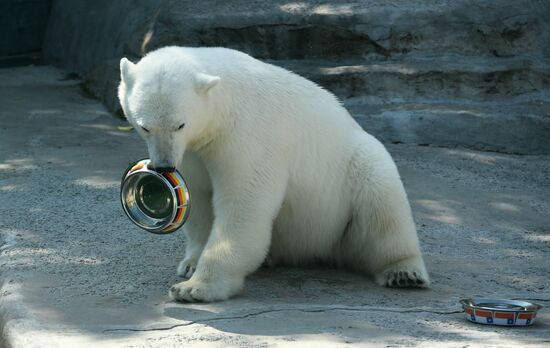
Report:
120,159,190,234
121,171,177,231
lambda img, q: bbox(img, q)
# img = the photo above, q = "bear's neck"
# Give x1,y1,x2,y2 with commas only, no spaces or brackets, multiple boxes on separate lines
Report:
189,114,232,161
188,80,234,162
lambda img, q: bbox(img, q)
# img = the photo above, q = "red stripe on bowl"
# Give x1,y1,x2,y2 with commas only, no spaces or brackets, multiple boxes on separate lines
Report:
131,163,145,172
518,313,533,319
176,188,185,205
475,310,493,317
495,312,515,319
173,207,184,223
162,172,178,187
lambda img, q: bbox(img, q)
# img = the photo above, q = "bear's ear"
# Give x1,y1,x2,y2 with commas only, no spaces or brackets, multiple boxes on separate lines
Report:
195,73,220,94
120,57,136,85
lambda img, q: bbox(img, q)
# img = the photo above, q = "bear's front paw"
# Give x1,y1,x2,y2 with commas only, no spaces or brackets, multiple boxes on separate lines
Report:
177,258,198,279
169,277,243,303
375,257,430,288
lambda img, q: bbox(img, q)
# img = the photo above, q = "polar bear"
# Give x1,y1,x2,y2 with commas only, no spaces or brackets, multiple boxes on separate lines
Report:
118,46,429,302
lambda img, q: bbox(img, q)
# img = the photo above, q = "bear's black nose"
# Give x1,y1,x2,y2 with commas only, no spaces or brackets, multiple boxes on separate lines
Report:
155,166,175,173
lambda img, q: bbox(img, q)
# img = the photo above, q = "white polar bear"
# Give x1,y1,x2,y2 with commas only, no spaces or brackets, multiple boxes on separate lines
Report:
118,46,429,302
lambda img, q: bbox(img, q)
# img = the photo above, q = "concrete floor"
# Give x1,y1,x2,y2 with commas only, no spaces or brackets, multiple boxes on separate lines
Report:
0,66,549,347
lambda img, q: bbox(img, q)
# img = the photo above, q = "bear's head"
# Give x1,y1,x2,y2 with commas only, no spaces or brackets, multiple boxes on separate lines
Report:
118,52,220,170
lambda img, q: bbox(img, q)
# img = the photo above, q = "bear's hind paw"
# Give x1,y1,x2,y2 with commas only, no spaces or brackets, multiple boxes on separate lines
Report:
383,270,428,288
375,258,430,288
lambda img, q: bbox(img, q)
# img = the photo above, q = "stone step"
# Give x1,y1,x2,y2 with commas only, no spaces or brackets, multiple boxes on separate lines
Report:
344,96,550,154
40,0,550,154
148,0,550,61
271,56,550,100
44,1,550,70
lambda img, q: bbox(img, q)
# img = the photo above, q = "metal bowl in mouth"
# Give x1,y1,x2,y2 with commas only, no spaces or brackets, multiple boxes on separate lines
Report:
460,298,542,326
120,159,190,234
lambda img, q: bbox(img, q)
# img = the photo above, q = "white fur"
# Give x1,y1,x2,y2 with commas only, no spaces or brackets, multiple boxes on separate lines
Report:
118,47,430,302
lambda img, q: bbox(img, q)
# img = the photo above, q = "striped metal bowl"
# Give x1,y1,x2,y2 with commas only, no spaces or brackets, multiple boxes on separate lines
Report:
460,298,542,326
120,159,190,234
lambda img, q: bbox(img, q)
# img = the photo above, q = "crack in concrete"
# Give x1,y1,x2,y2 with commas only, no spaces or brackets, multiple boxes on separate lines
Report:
103,305,463,333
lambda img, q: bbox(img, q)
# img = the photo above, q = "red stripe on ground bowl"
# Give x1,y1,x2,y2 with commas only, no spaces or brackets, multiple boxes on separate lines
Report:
475,310,493,317
518,313,533,319
495,312,515,319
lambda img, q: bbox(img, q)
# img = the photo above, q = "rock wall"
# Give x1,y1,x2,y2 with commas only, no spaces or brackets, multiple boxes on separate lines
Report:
43,0,550,154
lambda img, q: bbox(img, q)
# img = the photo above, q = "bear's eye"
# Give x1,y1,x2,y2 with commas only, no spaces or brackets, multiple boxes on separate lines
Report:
177,123,185,130
141,126,150,133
